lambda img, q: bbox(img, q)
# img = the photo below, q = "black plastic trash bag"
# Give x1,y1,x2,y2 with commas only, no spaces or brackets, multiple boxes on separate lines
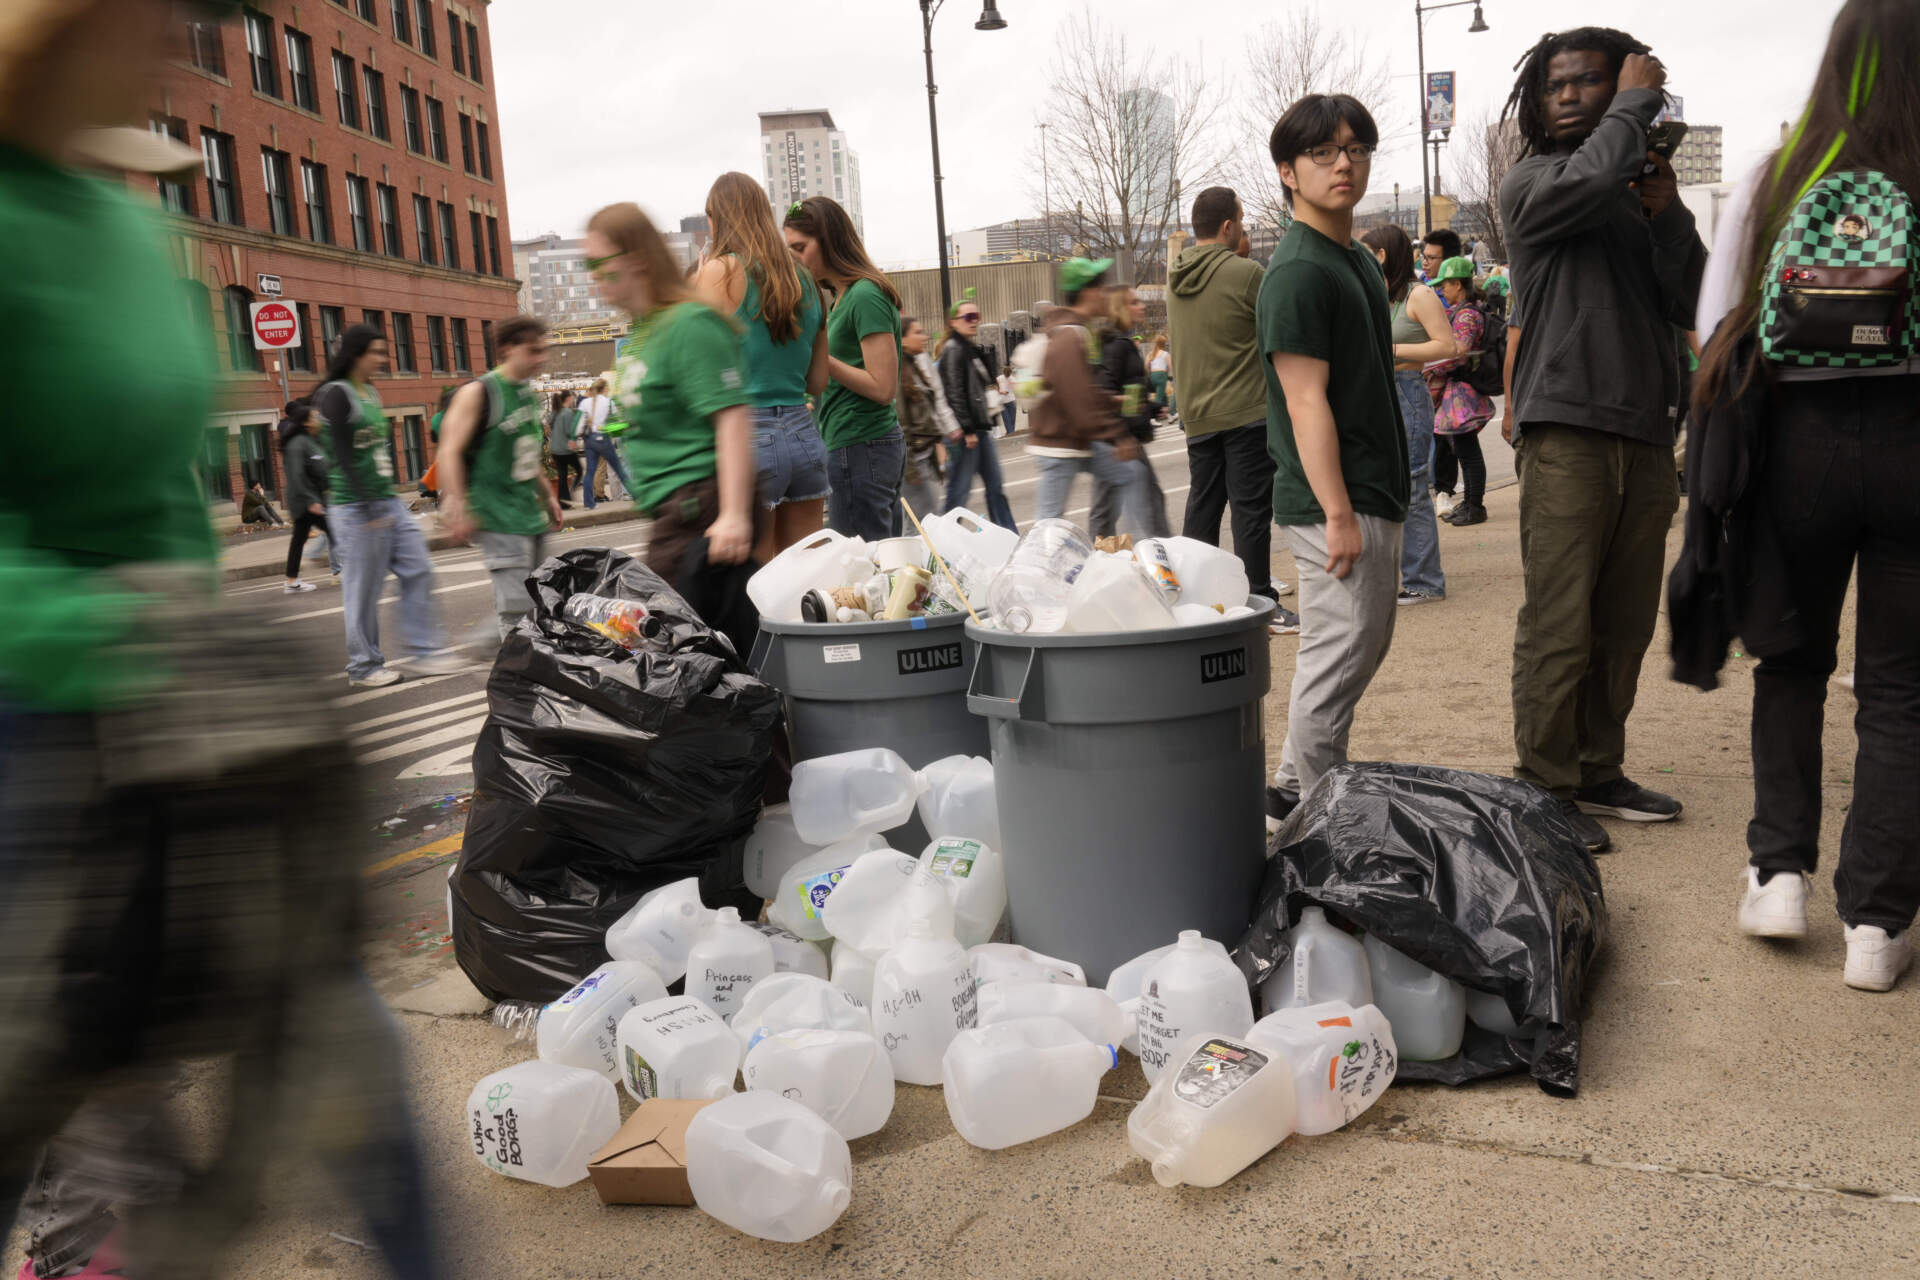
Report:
1233,763,1608,1096
452,548,782,1003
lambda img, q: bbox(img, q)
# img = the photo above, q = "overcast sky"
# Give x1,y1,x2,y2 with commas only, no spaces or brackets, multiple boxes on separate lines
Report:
491,0,1836,268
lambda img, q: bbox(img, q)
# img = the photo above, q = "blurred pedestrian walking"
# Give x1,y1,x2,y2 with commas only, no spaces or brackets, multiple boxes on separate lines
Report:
898,317,956,522
938,297,1017,529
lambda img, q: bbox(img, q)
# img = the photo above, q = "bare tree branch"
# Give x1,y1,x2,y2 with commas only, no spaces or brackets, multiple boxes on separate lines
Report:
1447,109,1520,262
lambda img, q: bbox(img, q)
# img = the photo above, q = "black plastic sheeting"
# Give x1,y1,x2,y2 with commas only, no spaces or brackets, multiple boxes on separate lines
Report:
452,548,782,1003
1233,763,1608,1096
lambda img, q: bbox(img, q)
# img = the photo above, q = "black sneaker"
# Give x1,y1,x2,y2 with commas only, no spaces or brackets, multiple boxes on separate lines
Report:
1558,798,1613,853
1575,777,1683,822
1269,606,1301,636
1265,785,1300,824
1445,502,1488,526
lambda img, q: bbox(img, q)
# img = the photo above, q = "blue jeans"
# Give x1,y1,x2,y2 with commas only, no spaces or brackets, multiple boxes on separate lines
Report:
1034,442,1150,538
332,497,442,679
1395,370,1446,598
943,430,1018,531
753,404,832,506
582,435,633,508
827,428,906,542
1001,402,1018,436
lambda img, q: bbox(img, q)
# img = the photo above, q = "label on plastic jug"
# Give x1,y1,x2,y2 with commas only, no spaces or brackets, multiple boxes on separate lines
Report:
798,865,851,920
555,970,607,1007
1320,1026,1397,1123
926,839,981,879
1172,1039,1270,1110
823,644,862,664
624,1047,659,1100
472,1097,525,1173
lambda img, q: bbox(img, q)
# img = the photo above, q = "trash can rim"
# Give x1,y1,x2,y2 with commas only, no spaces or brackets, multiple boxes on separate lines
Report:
755,611,972,638
963,595,1276,648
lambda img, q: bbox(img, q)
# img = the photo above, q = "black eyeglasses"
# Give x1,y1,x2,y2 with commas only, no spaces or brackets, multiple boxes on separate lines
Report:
1305,143,1375,166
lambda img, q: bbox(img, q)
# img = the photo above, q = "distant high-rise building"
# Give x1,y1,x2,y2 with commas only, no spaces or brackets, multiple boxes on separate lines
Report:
1122,87,1177,224
514,234,620,329
949,217,1070,266
1672,123,1724,186
759,109,863,235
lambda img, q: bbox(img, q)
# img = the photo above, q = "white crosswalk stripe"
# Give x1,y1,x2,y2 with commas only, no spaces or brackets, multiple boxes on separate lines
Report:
356,714,490,766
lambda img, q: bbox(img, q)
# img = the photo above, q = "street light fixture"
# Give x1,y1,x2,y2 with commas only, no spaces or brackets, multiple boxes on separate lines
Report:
1415,0,1490,236
922,0,1008,316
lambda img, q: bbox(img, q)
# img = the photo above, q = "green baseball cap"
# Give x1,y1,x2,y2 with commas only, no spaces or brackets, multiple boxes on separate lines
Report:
1435,256,1477,284
1058,257,1114,295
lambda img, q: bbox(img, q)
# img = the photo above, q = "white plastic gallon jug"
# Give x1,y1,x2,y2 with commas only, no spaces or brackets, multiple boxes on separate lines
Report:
925,507,1019,573
871,916,978,1085
466,1059,620,1188
743,1028,895,1141
830,940,879,1007
943,1016,1117,1150
614,996,741,1103
789,748,922,845
1262,906,1373,1014
914,755,1002,850
1172,602,1226,626
1159,535,1251,610
744,804,816,900
820,848,928,954
1106,942,1176,1056
1246,1001,1398,1136
986,519,1092,634
747,528,869,623
1136,931,1255,1084
1065,552,1176,633
729,972,872,1052
917,837,1007,947
1466,987,1523,1036
1127,1031,1297,1188
685,1092,852,1243
751,922,830,981
536,960,669,1081
766,834,887,941
969,942,1086,990
604,877,714,984
685,907,775,1019
977,981,1130,1048
1362,934,1466,1061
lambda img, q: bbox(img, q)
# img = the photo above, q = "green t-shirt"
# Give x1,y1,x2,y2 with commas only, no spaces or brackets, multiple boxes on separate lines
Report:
1256,222,1410,526
0,143,217,709
818,277,901,450
323,382,396,503
738,261,823,407
467,370,549,536
613,303,749,514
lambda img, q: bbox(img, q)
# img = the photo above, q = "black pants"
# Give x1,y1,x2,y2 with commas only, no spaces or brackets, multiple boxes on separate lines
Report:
1433,434,1459,495
284,511,330,579
1181,422,1279,600
552,453,583,503
1445,431,1487,506
1747,376,1920,930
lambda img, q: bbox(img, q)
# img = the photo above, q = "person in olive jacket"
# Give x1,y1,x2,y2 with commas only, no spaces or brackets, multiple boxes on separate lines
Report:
278,401,337,591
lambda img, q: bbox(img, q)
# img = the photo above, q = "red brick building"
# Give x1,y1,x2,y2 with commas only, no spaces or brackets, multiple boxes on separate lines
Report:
145,0,519,508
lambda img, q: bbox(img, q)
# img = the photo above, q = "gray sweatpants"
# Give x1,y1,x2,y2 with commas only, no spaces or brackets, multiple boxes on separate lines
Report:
1273,514,1405,797
476,531,545,640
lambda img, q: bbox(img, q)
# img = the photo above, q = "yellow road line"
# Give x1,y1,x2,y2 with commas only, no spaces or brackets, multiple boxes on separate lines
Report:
364,833,463,877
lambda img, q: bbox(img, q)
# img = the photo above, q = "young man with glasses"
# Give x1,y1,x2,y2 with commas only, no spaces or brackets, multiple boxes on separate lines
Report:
1257,95,1409,821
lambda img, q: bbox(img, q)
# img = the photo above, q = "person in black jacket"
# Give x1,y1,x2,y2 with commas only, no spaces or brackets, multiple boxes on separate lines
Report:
937,300,1018,530
1089,285,1171,538
278,402,338,591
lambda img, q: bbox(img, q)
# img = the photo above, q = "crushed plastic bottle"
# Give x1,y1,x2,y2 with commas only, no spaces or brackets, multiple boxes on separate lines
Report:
684,906,775,1019
743,1028,895,1141
1127,1031,1297,1188
614,995,741,1103
1065,551,1176,633
490,999,543,1045
1466,987,1523,1036
685,1092,852,1243
976,980,1130,1047
871,916,978,1085
1105,942,1176,1056
1133,538,1183,602
943,1016,1117,1150
466,1059,621,1188
985,519,1092,634
1261,906,1373,1014
789,748,922,845
536,960,669,1080
917,837,1007,947
743,804,816,901
1362,934,1466,1061
750,921,831,981
729,972,872,1052
969,942,1087,990
830,940,879,1007
1246,1001,1398,1136
914,755,1001,850
560,593,662,649
820,848,931,954
604,877,715,985
766,834,888,942
1136,932,1255,1085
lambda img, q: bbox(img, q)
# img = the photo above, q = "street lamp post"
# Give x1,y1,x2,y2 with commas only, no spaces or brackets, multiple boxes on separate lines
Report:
921,0,1007,316
1415,0,1488,235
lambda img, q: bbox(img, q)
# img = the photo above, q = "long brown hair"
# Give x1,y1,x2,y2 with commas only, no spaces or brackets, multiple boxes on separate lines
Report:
1101,284,1137,333
706,171,810,344
783,195,901,309
1699,0,1920,403
1359,224,1417,304
585,202,691,311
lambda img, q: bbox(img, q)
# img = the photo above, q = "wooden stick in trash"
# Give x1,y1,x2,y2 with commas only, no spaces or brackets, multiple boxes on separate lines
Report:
899,497,983,625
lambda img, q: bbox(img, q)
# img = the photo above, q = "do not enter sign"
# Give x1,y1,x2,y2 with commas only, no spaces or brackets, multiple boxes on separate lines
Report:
251,300,300,350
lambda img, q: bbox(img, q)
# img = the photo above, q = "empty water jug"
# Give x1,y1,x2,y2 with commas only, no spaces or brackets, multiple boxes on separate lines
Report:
685,1092,852,1243
536,960,669,1080
977,981,1130,1047
744,804,816,900
614,995,741,1103
743,1028,895,1141
914,755,1002,850
466,1059,621,1188
1127,1031,1297,1188
729,972,873,1052
918,837,1007,947
924,507,1019,573
1106,942,1176,1056
789,748,922,845
685,907,775,1019
1136,931,1255,1085
1065,552,1176,633
1158,535,1251,610
871,916,978,1085
767,834,889,941
969,942,1086,990
830,940,878,1007
1246,1001,1398,1136
1262,906,1373,1014
604,877,714,984
943,1016,1117,1150
819,848,928,954
751,922,830,981
1466,987,1523,1037
986,519,1092,634
1172,602,1227,626
1362,934,1466,1061
747,528,872,623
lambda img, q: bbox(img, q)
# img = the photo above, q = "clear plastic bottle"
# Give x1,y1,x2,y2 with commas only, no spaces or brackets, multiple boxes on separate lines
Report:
1136,931,1255,1085
1362,934,1466,1061
1066,552,1177,633
466,1059,621,1188
743,804,816,901
742,1028,895,1141
685,907,776,1019
560,593,661,649
535,960,669,1080
917,837,1007,947
614,995,741,1103
788,748,922,846
914,755,1001,850
684,1092,853,1243
1245,1000,1398,1136
1133,539,1183,602
1261,906,1374,1014
976,980,1130,1047
1127,1031,1297,1188
604,877,714,985
728,972,873,1052
968,942,1087,990
985,519,1093,634
766,834,888,942
942,1016,1117,1150
749,921,831,981
819,848,931,955
871,916,978,1085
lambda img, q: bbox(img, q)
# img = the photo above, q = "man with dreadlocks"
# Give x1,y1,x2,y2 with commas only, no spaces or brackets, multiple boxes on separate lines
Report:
1498,28,1705,854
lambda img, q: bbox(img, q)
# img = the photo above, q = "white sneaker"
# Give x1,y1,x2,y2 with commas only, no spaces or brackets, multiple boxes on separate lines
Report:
1737,867,1808,940
1843,924,1912,992
283,579,317,593
348,668,403,689
1269,578,1294,598
1434,492,1458,516
404,649,477,677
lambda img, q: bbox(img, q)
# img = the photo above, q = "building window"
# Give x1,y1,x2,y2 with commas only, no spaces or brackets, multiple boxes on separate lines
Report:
331,53,360,130
426,315,448,373
202,129,240,226
466,22,482,82
288,302,315,372
469,210,484,273
151,118,193,214
457,113,475,174
301,160,331,243
354,0,377,23
485,215,502,276
261,147,294,235
319,305,345,359
416,0,438,57
376,183,402,257
389,0,412,44
450,317,470,373
345,175,373,251
425,97,448,163
475,120,493,180
448,12,466,72
400,415,427,481
200,427,233,501
185,19,226,77
240,423,277,498
481,319,495,366
437,202,460,270
362,67,388,141
400,86,423,154
224,286,260,371
412,194,438,265
284,29,316,111
244,11,279,97
392,313,416,373
363,310,386,358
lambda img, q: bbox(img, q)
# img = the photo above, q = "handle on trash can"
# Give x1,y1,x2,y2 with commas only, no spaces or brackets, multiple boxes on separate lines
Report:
967,645,1037,721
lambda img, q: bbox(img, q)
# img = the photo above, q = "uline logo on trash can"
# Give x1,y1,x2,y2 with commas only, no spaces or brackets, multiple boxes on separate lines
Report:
898,641,965,676
1200,647,1248,684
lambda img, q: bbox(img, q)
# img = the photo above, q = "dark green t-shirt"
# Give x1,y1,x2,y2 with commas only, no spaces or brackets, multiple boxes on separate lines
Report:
1256,222,1409,526
467,370,549,536
613,302,749,513
818,277,901,450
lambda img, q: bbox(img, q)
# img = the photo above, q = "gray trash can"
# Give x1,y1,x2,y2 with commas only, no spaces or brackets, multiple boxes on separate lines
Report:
966,601,1275,985
751,612,990,852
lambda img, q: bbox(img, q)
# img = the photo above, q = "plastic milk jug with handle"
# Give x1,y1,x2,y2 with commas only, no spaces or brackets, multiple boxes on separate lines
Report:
871,916,978,1085
614,995,741,1104
604,877,713,984
1106,942,1176,1057
743,1028,895,1141
466,1059,621,1188
943,1016,1117,1150
1065,552,1176,633
747,529,869,622
1246,1000,1398,1136
766,834,888,941
976,981,1130,1047
969,942,1086,990
917,837,1007,947
536,960,669,1080
750,922,830,980
1261,906,1374,1014
685,1092,852,1243
743,804,816,900
1135,931,1255,1085
1127,1031,1297,1188
728,972,872,1052
789,748,922,845
914,755,1001,850
1160,535,1251,610
1363,934,1466,1061
820,848,930,954
925,507,1019,572
684,907,775,1019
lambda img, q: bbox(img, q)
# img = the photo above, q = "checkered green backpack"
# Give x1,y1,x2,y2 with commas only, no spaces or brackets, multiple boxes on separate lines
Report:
1759,170,1916,368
